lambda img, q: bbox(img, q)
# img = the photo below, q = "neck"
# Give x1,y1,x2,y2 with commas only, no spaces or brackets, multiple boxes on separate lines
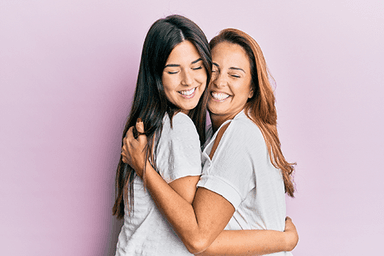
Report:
210,114,225,134
209,110,242,133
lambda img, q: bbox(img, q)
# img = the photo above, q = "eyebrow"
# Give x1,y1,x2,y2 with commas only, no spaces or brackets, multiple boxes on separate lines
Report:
191,58,203,64
213,63,246,73
164,58,203,68
229,67,246,73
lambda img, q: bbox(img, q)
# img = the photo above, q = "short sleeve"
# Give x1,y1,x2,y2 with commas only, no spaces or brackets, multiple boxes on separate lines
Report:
156,113,202,183
197,120,257,209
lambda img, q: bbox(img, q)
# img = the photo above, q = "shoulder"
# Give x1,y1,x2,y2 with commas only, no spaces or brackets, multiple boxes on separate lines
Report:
157,112,202,181
208,112,262,161
171,112,198,135
172,112,195,127
162,112,199,142
224,112,264,145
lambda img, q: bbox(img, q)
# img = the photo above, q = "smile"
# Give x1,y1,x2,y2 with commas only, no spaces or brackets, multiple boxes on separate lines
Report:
211,92,230,101
179,87,196,98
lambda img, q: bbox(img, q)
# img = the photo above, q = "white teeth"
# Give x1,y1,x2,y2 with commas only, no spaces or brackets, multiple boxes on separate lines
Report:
180,87,196,96
212,92,229,101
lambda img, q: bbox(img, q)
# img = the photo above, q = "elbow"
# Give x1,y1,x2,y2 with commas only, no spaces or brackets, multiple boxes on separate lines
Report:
184,236,210,254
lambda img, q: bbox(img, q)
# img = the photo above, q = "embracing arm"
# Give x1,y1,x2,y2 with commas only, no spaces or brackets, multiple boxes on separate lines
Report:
168,178,297,255
135,155,229,253
139,162,297,255
198,217,297,255
122,122,298,255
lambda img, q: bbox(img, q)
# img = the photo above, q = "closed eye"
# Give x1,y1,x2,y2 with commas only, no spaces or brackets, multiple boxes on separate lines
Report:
192,66,202,70
212,63,219,73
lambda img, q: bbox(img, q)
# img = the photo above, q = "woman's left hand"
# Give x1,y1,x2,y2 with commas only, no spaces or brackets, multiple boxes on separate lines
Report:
121,120,148,178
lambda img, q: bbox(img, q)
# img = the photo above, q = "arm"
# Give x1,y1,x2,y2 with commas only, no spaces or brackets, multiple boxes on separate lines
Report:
169,177,298,255
123,122,298,254
197,217,298,256
123,123,234,253
139,160,239,254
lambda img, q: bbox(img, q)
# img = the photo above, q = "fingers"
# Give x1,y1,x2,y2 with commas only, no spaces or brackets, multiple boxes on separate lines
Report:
121,154,129,164
121,127,135,164
284,216,295,231
135,119,148,145
126,126,134,140
121,145,129,164
136,118,145,134
285,217,294,227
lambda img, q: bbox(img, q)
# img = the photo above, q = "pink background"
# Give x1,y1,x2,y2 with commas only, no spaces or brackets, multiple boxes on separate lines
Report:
1,1,383,255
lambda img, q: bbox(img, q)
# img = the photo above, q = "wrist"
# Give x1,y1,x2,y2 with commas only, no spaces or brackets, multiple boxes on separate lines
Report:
142,159,155,178
134,156,150,176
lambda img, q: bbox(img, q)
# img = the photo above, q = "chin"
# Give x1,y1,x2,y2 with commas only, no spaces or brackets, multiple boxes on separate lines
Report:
180,104,197,112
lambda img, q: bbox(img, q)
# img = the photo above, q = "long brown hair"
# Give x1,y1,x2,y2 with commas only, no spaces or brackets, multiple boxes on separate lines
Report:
209,28,295,196
112,15,211,219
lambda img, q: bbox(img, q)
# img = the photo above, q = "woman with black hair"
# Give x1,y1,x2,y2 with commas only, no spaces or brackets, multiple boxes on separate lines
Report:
115,15,297,256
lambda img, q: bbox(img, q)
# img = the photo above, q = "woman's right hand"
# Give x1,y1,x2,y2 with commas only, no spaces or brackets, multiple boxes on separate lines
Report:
121,120,148,178
284,216,299,251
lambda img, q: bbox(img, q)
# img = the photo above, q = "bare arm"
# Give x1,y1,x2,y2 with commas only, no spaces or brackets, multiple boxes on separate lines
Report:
197,217,298,256
122,122,298,254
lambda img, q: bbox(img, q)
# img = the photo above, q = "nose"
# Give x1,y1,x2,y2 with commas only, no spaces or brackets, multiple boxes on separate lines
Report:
212,71,227,88
181,69,193,86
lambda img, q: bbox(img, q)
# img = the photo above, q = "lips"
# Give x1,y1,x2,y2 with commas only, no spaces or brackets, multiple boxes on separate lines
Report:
211,92,230,101
179,87,196,98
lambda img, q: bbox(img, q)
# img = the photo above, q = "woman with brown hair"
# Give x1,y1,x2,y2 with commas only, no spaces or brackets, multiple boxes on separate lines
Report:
124,27,296,255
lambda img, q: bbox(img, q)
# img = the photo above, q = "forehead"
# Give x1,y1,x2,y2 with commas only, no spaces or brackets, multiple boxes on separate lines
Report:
211,42,250,68
166,40,200,63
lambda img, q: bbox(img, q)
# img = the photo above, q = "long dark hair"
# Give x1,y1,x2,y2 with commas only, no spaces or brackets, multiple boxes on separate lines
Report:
113,15,211,219
209,29,295,197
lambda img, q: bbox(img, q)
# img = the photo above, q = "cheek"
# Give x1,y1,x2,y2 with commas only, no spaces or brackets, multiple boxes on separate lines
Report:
235,83,252,101
196,70,207,84
161,75,169,88
162,76,177,93
199,77,207,91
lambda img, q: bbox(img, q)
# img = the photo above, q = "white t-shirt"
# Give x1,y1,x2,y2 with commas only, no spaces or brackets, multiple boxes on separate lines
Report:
115,112,201,256
198,111,293,256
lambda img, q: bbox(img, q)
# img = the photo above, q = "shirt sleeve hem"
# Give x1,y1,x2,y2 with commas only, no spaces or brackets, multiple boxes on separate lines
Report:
197,175,242,209
165,168,202,183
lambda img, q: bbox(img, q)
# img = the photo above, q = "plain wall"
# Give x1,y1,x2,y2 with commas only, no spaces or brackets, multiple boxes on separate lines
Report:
1,0,383,255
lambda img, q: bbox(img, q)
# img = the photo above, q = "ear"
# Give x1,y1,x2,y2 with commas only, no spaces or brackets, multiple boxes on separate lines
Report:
248,87,254,99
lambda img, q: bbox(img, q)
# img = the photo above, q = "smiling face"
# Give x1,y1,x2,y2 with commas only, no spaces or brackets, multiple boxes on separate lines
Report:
162,40,207,114
208,42,254,123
